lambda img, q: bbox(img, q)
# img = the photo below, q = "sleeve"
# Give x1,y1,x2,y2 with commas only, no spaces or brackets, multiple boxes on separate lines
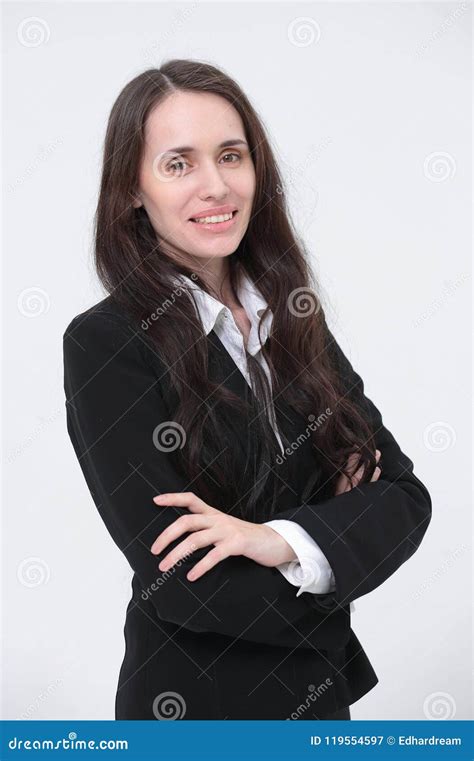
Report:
271,328,433,611
263,519,336,595
62,311,341,650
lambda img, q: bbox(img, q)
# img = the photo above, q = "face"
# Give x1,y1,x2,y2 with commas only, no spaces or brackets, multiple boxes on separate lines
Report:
133,90,256,272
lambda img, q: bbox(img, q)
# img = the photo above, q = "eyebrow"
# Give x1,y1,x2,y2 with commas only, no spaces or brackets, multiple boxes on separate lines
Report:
164,139,248,154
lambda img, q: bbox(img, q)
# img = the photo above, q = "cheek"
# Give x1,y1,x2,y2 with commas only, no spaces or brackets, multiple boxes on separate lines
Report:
245,164,257,199
233,167,256,205
143,181,183,226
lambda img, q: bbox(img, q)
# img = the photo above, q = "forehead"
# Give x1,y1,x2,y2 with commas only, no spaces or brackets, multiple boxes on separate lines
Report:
144,90,246,151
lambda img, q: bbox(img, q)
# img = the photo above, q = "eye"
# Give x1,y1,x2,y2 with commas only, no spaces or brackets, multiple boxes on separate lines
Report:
165,151,240,175
220,152,240,163
167,158,189,173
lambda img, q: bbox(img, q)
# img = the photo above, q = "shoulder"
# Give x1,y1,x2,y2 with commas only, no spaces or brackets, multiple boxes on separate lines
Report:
62,295,161,372
63,295,136,339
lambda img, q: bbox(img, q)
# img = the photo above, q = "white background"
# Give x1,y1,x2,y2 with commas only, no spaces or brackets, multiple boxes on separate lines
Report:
2,1,472,720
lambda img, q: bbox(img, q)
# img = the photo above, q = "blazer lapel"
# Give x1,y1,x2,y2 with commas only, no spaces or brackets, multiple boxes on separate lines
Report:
206,329,251,403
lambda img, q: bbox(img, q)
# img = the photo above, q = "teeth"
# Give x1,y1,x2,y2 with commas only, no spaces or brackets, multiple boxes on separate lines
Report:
192,212,234,224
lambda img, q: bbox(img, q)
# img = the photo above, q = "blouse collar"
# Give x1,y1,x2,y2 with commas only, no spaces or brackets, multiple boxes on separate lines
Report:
171,268,273,356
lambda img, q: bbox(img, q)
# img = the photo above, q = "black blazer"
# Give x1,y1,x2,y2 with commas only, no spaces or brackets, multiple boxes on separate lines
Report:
62,295,432,720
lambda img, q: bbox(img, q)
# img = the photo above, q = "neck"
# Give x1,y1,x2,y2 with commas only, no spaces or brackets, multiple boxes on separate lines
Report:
194,257,241,310
162,242,242,309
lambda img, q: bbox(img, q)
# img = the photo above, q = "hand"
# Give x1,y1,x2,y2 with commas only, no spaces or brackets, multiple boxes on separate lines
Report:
150,492,298,581
334,449,382,496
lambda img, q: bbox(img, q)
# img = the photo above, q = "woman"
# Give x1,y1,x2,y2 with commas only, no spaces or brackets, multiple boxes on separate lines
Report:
63,59,432,720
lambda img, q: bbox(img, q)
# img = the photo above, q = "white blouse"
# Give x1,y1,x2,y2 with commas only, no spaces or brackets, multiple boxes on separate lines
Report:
172,270,336,597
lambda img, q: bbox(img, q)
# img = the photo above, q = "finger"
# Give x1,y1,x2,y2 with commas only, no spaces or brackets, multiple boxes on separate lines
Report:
346,452,361,476
335,451,365,495
186,546,228,582
153,492,210,512
346,460,366,489
158,530,216,572
349,449,381,483
339,450,382,494
335,471,352,495
150,514,210,555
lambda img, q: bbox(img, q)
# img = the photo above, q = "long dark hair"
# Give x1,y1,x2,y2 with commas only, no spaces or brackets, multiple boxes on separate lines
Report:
93,58,378,522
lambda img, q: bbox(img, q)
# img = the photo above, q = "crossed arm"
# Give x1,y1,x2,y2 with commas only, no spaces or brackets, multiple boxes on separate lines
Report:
63,311,432,648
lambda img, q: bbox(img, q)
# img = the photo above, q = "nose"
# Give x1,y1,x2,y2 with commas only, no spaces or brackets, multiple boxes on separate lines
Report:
196,159,229,201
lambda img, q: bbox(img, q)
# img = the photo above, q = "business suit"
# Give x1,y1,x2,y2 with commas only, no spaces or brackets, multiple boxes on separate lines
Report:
63,295,432,720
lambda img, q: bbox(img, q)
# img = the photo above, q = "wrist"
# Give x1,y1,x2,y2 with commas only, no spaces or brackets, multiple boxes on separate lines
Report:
264,526,298,564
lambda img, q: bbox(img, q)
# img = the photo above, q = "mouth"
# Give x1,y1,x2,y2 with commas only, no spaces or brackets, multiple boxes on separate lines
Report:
188,209,239,232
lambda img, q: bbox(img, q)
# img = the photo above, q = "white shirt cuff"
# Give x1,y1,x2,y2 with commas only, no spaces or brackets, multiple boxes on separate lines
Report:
264,518,337,596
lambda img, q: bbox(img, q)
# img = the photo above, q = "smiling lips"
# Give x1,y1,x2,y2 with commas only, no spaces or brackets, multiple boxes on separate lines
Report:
189,210,239,232
191,210,235,224
189,204,238,221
